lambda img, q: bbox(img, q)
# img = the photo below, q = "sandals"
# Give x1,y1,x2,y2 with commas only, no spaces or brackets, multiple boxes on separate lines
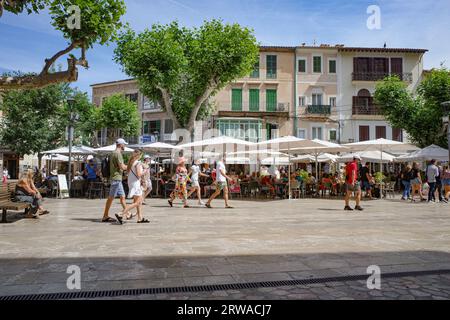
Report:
126,212,137,220
225,206,234,209
39,210,50,216
115,213,123,225
102,217,116,223
137,218,150,224
184,205,190,208
205,203,212,209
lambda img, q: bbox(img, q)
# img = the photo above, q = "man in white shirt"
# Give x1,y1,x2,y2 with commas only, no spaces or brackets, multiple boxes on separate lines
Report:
427,159,440,202
206,155,233,209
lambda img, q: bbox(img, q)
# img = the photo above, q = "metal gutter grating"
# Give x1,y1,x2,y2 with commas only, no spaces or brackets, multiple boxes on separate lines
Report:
1,268,450,301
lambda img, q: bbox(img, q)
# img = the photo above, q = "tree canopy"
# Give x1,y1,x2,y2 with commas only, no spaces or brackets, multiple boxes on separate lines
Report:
97,93,141,145
0,0,126,90
374,68,450,148
114,19,259,132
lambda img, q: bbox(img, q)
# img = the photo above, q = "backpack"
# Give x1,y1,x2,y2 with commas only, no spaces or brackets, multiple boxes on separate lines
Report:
101,157,111,179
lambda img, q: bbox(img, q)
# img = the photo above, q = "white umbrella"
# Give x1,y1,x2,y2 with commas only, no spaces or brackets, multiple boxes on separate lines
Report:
257,137,324,199
261,157,291,166
42,154,70,162
94,144,135,154
226,157,251,165
42,145,95,156
395,145,448,162
179,136,254,150
338,151,396,163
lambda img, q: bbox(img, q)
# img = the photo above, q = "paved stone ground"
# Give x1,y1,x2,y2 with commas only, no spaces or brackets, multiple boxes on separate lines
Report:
1,197,450,299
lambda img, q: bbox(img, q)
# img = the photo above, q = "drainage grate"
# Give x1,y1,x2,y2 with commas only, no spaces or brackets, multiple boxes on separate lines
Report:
1,268,450,301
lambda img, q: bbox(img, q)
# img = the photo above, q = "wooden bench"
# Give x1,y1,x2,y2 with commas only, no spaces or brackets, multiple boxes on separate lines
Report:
0,183,31,223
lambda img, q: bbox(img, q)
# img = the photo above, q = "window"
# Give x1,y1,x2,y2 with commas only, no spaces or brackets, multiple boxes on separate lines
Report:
143,97,160,110
164,119,173,134
231,89,243,111
376,126,386,139
250,59,260,78
298,59,306,73
299,96,306,107
312,94,323,106
312,127,323,140
313,56,322,73
216,119,263,143
392,127,403,142
249,89,260,111
266,89,277,112
329,97,336,108
329,130,337,142
125,93,138,103
266,55,277,79
297,129,306,139
143,120,161,136
329,59,336,74
359,126,370,141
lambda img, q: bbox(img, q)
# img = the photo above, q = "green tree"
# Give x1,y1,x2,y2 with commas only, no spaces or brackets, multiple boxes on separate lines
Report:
114,20,259,132
97,94,141,144
0,0,126,90
374,68,450,148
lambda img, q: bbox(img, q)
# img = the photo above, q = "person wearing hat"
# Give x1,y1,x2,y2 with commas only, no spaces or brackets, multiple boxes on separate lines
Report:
168,156,190,208
46,169,59,182
102,138,129,223
344,156,363,211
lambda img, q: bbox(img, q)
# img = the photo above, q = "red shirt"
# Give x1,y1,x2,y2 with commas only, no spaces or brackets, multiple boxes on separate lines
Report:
346,161,358,184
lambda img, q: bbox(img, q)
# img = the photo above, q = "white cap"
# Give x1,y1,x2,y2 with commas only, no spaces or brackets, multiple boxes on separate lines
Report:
144,154,151,160
116,138,128,145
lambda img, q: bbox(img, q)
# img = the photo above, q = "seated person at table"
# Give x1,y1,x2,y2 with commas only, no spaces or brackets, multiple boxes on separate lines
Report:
307,173,316,185
16,170,50,218
73,171,85,181
261,174,275,196
46,170,58,182
84,159,98,183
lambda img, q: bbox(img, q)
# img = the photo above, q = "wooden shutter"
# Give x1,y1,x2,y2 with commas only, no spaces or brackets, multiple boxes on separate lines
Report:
391,58,403,77
376,126,386,139
232,89,243,111
266,89,277,112
249,89,260,111
359,126,370,141
392,127,403,142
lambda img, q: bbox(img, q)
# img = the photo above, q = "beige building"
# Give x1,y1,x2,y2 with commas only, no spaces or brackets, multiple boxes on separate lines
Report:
90,45,428,145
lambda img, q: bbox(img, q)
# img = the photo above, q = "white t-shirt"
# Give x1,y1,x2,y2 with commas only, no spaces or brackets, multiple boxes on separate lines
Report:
216,161,227,182
426,165,439,183
191,165,200,182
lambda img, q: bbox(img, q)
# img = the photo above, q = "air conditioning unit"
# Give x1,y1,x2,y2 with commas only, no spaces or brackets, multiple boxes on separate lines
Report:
277,103,288,112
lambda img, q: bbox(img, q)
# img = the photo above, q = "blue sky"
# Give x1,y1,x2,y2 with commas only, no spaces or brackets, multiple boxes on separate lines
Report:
1,0,449,95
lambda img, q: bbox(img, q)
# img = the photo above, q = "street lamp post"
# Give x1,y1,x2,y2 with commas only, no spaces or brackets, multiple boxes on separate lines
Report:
442,101,450,162
67,97,77,192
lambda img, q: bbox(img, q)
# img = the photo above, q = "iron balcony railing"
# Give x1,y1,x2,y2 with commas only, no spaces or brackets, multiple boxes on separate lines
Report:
305,105,332,115
352,72,413,82
352,98,383,116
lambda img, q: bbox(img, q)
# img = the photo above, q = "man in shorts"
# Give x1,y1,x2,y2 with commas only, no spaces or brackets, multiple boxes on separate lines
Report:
205,154,233,209
101,139,129,222
344,156,363,211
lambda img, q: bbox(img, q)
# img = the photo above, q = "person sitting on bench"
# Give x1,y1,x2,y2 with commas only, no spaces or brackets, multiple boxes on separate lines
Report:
15,170,50,219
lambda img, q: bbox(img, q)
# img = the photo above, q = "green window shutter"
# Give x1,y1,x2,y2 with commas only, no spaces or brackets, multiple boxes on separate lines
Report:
313,56,322,73
143,121,149,135
232,89,243,111
266,89,277,112
266,55,277,79
329,60,336,73
249,89,260,111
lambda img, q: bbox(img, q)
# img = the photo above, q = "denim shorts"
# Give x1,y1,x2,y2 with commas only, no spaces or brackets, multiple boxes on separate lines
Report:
109,180,125,198
443,179,450,187
411,178,421,185
345,182,361,192
361,181,372,191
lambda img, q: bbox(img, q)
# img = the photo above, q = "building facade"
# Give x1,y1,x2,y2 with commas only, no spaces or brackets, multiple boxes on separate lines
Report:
90,44,427,145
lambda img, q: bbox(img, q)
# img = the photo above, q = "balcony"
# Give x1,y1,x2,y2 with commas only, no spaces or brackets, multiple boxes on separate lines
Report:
305,105,331,115
352,97,383,116
352,72,413,83
218,103,290,118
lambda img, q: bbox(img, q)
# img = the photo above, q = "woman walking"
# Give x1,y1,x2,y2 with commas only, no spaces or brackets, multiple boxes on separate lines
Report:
168,157,190,208
142,155,153,205
411,162,425,202
441,165,450,202
115,150,149,224
187,159,208,206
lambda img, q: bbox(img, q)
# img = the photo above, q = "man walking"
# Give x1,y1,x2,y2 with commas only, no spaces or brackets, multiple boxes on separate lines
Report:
360,162,373,200
344,156,363,211
102,139,128,222
426,159,440,203
205,155,233,209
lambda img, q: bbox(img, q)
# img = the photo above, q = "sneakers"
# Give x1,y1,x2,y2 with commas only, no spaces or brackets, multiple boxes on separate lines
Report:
355,206,364,211
345,206,363,211
199,201,206,206
344,206,354,211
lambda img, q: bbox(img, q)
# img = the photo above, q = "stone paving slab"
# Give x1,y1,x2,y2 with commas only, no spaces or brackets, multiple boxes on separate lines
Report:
1,198,450,299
